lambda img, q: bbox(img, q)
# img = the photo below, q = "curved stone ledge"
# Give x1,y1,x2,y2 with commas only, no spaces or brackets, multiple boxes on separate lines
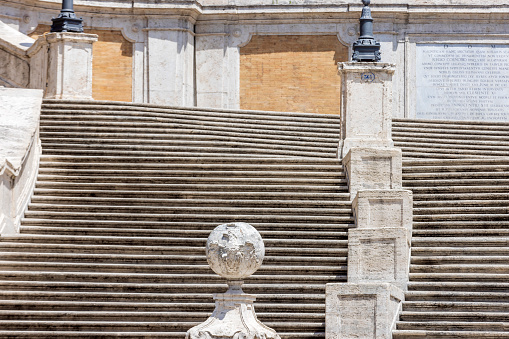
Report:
0,88,43,235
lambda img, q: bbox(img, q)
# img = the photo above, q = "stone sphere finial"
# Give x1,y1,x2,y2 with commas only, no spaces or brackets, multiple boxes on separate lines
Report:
362,0,370,6
206,222,265,280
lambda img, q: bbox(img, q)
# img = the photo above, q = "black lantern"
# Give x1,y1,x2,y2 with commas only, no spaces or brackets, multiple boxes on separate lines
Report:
352,0,381,62
50,0,84,33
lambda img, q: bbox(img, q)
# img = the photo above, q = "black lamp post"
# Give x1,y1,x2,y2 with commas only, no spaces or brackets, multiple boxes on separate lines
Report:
352,0,381,62
50,0,84,33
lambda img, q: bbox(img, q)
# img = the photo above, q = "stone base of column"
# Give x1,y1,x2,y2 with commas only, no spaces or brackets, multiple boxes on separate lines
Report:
44,32,97,100
343,147,402,199
186,281,280,339
326,282,404,339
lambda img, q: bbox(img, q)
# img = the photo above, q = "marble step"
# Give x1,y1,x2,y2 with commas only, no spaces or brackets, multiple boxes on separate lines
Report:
393,330,509,338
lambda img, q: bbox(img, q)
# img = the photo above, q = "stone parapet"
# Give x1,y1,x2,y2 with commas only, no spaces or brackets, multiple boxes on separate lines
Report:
326,282,404,339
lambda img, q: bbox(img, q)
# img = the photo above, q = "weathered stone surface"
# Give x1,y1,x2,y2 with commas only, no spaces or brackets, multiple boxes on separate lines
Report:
0,88,42,235
353,189,413,231
44,32,97,100
343,147,402,199
338,62,395,157
206,222,265,280
326,282,404,339
348,228,410,290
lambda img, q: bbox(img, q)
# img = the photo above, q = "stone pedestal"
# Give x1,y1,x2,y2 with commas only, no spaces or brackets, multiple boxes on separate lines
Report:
343,147,402,199
353,190,413,231
326,283,404,339
186,222,280,339
44,32,97,100
338,62,395,157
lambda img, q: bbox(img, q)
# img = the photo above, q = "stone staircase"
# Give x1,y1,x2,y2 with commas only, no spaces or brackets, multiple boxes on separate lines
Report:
392,119,509,338
0,100,351,338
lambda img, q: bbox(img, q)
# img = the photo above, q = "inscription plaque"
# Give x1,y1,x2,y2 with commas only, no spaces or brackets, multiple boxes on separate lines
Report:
416,44,509,121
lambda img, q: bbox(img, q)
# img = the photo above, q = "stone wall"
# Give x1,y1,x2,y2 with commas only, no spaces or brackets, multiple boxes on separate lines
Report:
1,0,509,118
240,35,348,114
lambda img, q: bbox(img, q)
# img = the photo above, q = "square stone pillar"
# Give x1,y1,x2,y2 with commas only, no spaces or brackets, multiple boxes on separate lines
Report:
326,283,404,339
44,32,97,100
338,62,396,158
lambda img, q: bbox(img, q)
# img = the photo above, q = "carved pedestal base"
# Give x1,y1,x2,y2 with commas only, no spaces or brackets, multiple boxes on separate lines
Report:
186,282,280,339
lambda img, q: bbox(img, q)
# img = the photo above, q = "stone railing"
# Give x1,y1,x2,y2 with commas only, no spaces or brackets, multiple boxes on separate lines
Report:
0,88,43,235
0,21,34,88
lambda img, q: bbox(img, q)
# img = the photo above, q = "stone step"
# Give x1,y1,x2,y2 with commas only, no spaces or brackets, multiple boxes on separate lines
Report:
413,214,509,221
393,330,509,338
0,271,344,284
406,290,509,300
0,289,325,302
0,320,321,332
18,227,348,239
26,204,352,217
411,264,509,274
39,155,341,164
399,247,509,256
31,189,349,200
22,211,354,223
19,219,353,231
413,221,509,230
413,206,509,215
412,256,509,265
409,273,509,282
34,182,347,193
37,168,344,178
400,312,509,322
40,121,339,140
414,200,509,207
411,193,509,201
396,321,509,332
0,252,345,265
41,135,337,150
35,175,345,185
41,147,331,158
41,142,336,157
0,242,347,256
413,229,509,237
404,165,509,174
403,301,509,312
40,130,337,145
28,197,350,208
405,186,509,194
40,111,339,130
0,261,344,275
403,178,509,186
0,299,322,311
0,235,347,247
38,161,344,171
41,100,341,122
0,310,325,321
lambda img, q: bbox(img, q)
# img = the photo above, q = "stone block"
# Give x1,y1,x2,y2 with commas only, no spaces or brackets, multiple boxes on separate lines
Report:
348,228,410,290
44,32,97,100
338,62,395,157
326,282,404,339
353,189,413,231
343,147,402,199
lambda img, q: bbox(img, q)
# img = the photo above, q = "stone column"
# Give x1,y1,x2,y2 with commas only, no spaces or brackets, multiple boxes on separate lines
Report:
44,32,97,100
326,62,413,339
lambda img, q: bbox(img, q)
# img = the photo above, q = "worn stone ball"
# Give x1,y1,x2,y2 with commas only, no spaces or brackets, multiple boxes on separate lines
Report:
206,222,265,280
363,0,370,6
